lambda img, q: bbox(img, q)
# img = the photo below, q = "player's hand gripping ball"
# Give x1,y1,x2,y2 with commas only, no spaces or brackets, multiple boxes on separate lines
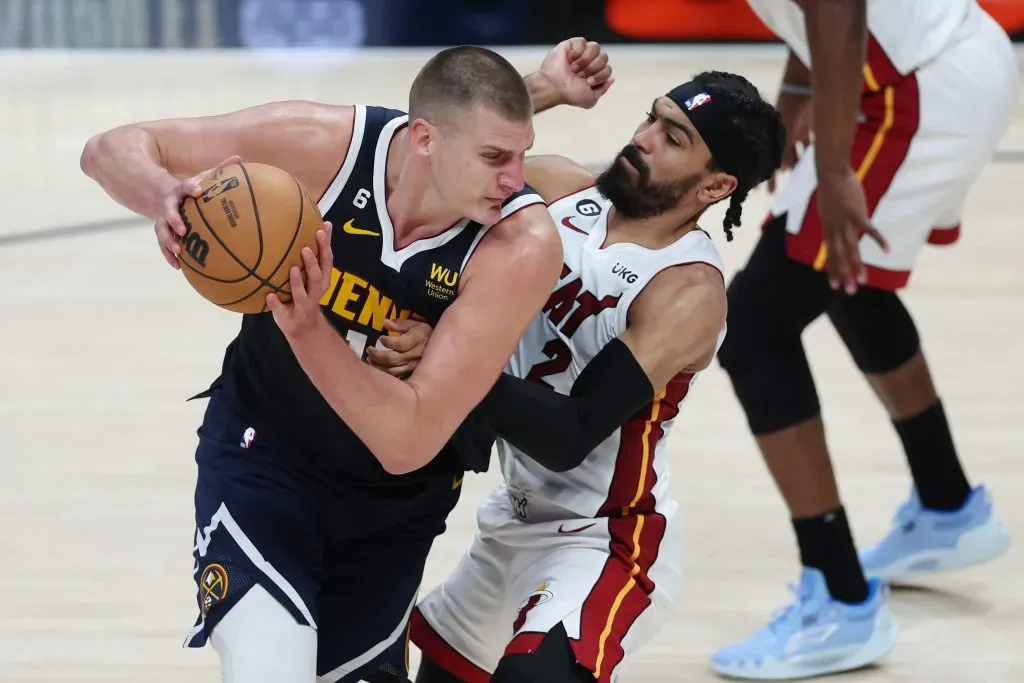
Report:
174,161,326,314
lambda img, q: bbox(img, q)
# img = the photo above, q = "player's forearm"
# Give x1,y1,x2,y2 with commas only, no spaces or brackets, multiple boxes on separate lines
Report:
781,49,812,90
803,0,867,177
290,318,444,474
480,339,654,472
80,126,179,220
523,71,562,114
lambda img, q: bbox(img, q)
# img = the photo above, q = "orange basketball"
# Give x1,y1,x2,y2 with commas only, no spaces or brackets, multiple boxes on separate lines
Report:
176,162,324,314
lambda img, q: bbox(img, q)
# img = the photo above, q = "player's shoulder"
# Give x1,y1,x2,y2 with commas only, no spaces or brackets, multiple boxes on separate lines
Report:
630,229,726,313
524,155,597,204
310,103,408,143
359,104,409,127
475,191,560,275
633,259,726,328
492,193,558,252
497,182,546,219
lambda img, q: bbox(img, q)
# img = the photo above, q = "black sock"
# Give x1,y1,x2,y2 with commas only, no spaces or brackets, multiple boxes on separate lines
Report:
894,400,971,511
792,507,869,604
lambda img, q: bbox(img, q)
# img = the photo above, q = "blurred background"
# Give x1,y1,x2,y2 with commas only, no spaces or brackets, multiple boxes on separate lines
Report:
0,0,1021,49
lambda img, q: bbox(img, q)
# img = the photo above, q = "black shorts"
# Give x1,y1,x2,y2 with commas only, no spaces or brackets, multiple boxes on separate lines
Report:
184,391,462,682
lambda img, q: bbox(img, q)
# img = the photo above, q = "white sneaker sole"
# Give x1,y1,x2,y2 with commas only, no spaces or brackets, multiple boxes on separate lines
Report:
866,518,1011,583
710,609,899,681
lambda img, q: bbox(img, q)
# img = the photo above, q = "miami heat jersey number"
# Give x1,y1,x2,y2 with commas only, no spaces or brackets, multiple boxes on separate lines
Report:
524,264,621,386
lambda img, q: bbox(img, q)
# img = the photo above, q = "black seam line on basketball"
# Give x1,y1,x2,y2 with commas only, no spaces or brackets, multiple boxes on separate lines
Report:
219,162,289,307
218,172,306,308
189,194,285,307
191,196,271,283
258,176,309,289
177,257,281,308
241,164,266,272
177,251,261,284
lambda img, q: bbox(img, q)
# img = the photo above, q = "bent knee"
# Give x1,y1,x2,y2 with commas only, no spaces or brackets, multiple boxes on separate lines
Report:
828,288,920,375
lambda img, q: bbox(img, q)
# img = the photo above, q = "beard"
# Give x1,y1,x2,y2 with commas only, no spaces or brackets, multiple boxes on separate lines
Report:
596,144,702,220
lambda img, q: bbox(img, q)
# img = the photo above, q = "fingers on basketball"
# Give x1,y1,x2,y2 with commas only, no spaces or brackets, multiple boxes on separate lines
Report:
288,264,308,305
179,163,324,314
316,225,333,277
155,220,181,268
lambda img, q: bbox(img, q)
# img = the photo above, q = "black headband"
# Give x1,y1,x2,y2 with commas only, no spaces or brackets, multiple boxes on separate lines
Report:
666,78,751,185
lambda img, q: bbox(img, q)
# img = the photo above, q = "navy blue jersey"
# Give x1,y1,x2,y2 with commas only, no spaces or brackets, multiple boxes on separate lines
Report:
209,105,544,482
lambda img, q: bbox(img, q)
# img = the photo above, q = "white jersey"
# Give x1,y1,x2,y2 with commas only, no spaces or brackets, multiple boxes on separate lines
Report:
498,187,726,519
747,0,975,76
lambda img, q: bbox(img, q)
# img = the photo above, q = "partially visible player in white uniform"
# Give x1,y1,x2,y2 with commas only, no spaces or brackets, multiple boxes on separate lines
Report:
714,0,1019,679
370,72,786,683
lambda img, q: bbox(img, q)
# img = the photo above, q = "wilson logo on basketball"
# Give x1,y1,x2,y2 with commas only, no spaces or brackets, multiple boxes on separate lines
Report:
178,209,211,268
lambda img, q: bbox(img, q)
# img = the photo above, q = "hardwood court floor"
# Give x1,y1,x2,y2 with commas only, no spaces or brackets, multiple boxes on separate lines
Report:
1,44,1022,682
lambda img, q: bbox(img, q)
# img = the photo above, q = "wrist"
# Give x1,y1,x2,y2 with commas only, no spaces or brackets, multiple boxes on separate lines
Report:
815,163,855,185
288,309,332,348
780,82,813,97
524,71,562,114
148,172,183,217
813,133,855,179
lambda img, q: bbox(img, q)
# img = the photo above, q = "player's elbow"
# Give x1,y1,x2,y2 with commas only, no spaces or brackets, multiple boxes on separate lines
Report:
543,452,585,473
375,443,438,475
80,133,105,178
374,420,444,475
523,437,591,473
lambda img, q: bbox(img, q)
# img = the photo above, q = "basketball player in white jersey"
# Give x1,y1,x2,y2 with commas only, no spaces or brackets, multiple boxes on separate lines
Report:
372,71,787,683
714,0,1018,678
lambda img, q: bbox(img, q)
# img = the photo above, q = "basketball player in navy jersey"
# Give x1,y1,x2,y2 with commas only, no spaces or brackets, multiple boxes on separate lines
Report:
369,71,787,683
79,39,613,683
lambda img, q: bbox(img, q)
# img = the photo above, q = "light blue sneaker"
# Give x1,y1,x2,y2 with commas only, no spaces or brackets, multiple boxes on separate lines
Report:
710,568,897,680
859,484,1010,583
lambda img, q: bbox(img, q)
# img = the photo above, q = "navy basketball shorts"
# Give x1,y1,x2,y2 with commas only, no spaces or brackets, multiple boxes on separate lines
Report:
183,391,462,682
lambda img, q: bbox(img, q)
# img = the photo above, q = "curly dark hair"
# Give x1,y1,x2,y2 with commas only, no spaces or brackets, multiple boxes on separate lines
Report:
696,71,787,241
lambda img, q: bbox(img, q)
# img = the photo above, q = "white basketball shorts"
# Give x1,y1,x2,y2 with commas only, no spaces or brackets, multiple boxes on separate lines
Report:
767,4,1019,290
410,486,684,683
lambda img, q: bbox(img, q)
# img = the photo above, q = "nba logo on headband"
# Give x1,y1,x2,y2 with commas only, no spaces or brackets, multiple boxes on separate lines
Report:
684,92,712,111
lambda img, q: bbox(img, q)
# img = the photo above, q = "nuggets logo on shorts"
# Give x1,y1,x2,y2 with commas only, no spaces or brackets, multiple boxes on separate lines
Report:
199,563,229,615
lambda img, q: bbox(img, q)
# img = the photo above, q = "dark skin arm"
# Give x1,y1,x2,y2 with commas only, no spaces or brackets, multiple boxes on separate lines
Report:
804,0,865,178
801,0,889,292
768,50,813,194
